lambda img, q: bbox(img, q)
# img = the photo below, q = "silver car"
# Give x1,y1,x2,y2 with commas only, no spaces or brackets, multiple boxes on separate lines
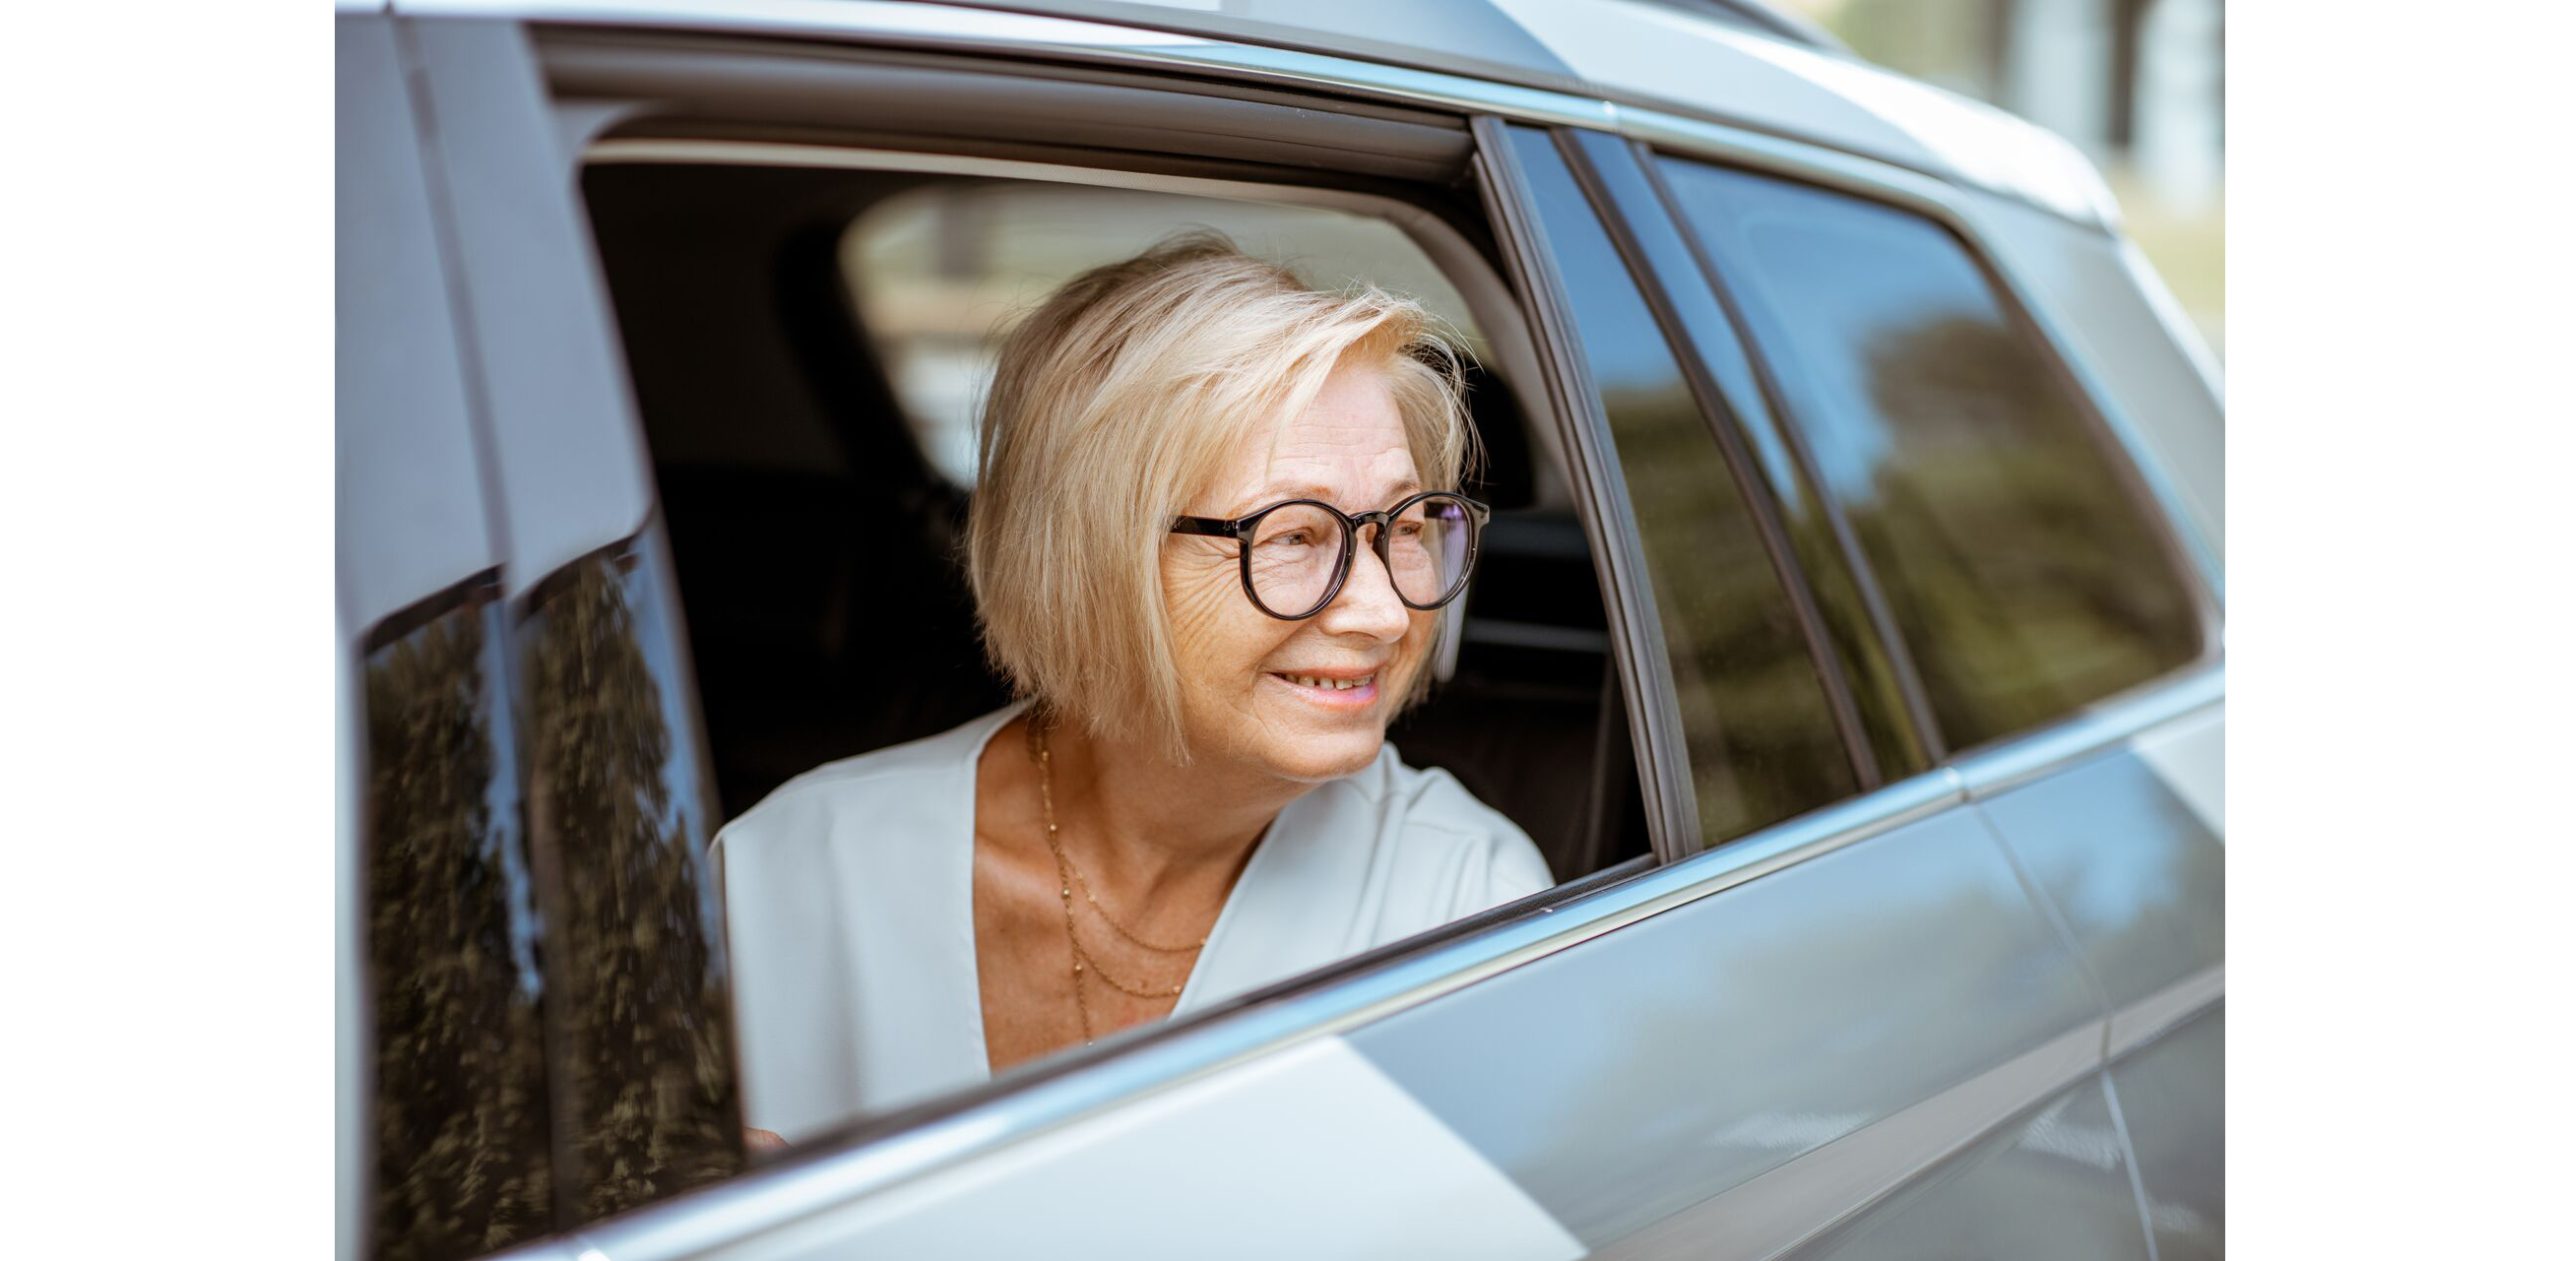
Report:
337,2,2224,1258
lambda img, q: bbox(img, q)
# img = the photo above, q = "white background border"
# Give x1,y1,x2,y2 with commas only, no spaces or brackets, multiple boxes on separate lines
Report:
5,1,2556,1255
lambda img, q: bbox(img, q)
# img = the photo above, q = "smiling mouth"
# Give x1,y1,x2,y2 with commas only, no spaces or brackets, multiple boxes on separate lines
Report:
1276,672,1376,692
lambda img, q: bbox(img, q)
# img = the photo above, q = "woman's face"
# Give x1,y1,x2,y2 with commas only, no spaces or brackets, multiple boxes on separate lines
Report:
1162,361,1436,783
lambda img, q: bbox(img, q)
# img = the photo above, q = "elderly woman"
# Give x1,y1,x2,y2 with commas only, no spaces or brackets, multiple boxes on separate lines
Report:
714,235,1552,1143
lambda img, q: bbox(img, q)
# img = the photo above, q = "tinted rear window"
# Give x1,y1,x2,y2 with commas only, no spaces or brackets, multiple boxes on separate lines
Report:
1656,159,2203,750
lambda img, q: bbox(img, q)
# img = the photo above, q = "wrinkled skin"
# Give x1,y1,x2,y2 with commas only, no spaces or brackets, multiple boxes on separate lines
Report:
1159,359,1436,782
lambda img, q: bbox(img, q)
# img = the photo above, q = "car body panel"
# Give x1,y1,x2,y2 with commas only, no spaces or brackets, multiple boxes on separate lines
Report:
1766,1072,2152,1261
1349,803,2107,1251
1974,731,2226,1019
404,16,659,595
336,14,497,635
2131,701,2225,838
647,1036,1585,1261
2110,1005,2225,1259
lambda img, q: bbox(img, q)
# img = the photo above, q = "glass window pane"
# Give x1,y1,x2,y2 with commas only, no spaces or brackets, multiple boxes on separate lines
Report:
1565,132,1933,785
361,578,555,1261
516,526,746,1223
1511,128,1858,843
1656,159,2203,750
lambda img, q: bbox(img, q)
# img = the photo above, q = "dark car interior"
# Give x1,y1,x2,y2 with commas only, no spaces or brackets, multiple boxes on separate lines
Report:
579,159,1648,882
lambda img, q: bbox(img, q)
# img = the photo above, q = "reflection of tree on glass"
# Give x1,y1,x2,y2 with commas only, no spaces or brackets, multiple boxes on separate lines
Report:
523,545,743,1221
362,588,553,1261
1654,156,2202,753
1854,313,2197,745
1508,127,1861,844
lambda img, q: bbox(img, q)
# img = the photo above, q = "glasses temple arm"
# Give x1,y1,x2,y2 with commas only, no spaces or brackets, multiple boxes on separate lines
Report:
1168,516,1245,538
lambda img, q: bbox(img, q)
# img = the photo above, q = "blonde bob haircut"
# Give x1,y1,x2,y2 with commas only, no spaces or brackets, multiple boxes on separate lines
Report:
967,232,1478,761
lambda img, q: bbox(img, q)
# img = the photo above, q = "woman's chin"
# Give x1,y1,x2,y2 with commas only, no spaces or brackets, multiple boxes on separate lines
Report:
1243,721,1387,783
1209,669,1417,781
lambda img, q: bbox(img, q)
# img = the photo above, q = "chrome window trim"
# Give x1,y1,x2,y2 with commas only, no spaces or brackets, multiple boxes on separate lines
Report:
1949,661,2225,800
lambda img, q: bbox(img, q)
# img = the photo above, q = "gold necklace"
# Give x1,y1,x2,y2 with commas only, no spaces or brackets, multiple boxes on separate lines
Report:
1029,717,1195,1044
1057,850,1208,954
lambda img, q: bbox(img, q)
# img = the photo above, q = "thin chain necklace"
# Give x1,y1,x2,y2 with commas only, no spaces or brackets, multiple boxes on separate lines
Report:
1057,850,1208,954
1029,716,1201,1044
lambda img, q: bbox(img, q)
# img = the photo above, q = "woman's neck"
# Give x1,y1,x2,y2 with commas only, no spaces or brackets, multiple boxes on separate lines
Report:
1034,713,1307,903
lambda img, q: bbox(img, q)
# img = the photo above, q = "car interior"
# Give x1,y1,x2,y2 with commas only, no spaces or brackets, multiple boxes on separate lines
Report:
578,149,1651,885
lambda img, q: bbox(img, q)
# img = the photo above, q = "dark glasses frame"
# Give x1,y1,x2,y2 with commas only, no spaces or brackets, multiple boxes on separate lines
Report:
1169,490,1491,621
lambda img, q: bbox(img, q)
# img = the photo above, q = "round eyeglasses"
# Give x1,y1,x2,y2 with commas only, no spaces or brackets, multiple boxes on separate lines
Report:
1170,491,1489,621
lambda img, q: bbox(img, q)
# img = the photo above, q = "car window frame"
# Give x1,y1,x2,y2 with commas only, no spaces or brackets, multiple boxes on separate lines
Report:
529,18,1713,1188
1540,124,1901,790
1481,118,1885,846
1564,129,1949,775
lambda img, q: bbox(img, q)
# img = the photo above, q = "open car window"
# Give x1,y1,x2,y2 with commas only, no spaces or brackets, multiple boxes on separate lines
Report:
579,149,1657,1134
844,181,1492,489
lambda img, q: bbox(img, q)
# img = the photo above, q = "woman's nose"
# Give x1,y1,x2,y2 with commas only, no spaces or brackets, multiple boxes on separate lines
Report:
1316,531,1411,639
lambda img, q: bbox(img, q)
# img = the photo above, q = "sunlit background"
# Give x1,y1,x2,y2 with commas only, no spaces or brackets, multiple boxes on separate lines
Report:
1773,0,2224,357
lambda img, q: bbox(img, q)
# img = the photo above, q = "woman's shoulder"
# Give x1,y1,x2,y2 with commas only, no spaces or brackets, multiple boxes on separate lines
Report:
1341,743,1554,894
715,704,1021,858
1349,742,1520,830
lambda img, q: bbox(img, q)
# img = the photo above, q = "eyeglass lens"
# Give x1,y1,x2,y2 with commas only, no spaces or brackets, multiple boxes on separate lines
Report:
1246,496,1473,617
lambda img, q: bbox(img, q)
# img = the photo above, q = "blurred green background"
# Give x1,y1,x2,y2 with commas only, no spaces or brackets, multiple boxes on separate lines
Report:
1776,0,2225,357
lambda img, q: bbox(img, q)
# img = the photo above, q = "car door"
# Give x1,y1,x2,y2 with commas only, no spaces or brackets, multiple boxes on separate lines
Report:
1605,126,2225,1255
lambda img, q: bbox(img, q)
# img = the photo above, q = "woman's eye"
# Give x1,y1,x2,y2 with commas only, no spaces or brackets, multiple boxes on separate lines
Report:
1392,521,1424,538
1269,530,1314,549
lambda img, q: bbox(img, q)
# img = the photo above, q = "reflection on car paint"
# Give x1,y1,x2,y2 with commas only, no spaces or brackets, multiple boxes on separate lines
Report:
2110,1006,2223,1260
1785,1074,2150,1261
1976,748,2224,1010
1351,805,2101,1247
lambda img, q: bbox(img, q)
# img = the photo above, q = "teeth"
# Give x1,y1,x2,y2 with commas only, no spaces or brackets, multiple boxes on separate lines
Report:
1283,673,1374,691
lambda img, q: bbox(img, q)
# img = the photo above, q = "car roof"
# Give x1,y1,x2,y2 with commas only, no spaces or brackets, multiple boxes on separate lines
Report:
382,0,2116,227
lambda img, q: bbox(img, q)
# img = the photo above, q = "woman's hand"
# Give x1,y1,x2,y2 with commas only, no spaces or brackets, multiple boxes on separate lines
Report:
745,1127,790,1156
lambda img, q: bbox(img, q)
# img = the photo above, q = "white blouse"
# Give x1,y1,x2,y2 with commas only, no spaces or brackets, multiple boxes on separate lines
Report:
711,702,1554,1140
